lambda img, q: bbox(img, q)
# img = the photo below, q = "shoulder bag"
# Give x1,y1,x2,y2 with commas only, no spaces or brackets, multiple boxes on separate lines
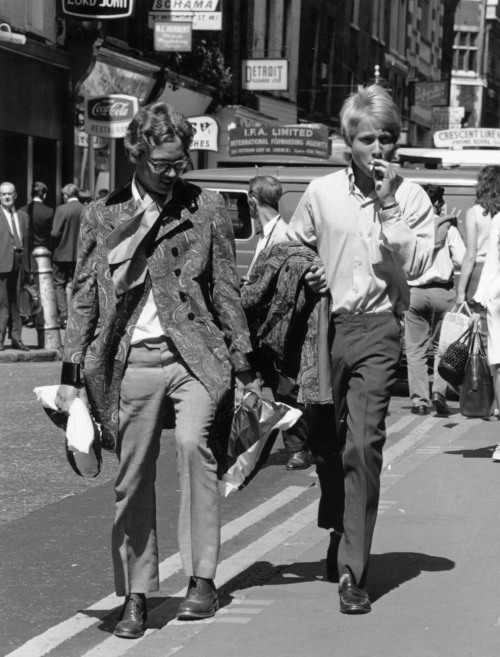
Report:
459,328,494,418
437,325,473,388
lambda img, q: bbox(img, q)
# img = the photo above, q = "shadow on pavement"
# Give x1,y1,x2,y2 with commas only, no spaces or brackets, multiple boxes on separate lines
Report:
368,551,455,602
444,445,497,458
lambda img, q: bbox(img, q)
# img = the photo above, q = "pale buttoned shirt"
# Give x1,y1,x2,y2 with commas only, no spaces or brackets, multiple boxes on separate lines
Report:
409,225,465,286
129,177,172,344
3,206,23,249
246,214,280,277
287,167,435,314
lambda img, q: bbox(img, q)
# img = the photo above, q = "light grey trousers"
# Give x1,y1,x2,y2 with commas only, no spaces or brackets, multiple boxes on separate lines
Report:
112,343,219,596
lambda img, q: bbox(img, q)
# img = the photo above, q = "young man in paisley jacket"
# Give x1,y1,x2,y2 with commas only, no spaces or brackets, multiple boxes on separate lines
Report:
56,102,261,638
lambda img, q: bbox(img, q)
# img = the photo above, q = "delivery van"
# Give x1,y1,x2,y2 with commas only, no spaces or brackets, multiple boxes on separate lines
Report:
184,153,480,278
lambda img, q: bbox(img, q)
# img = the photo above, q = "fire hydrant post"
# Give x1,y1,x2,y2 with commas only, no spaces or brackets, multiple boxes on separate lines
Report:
33,246,62,353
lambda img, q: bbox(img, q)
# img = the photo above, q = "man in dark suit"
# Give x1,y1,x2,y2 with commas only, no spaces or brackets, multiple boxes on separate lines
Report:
0,182,30,351
21,181,54,273
51,183,84,327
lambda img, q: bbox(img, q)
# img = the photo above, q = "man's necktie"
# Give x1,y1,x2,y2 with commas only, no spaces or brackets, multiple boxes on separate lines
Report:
106,194,166,296
7,210,23,250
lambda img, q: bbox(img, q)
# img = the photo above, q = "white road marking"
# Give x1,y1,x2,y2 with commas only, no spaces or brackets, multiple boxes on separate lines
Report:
4,486,308,657
79,502,319,657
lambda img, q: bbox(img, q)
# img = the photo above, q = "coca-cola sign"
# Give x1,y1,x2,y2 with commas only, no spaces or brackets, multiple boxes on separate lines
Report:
61,0,135,20
84,94,139,139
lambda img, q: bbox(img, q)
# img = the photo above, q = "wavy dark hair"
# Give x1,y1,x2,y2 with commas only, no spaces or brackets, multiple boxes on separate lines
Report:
475,165,500,216
124,102,195,162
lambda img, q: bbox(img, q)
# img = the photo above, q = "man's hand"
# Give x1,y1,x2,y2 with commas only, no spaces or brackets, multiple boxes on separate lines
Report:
370,158,397,203
304,263,328,294
235,370,262,408
55,384,88,414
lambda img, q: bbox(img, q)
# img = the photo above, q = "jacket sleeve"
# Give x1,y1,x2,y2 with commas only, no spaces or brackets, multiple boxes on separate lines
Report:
61,204,100,383
210,196,253,372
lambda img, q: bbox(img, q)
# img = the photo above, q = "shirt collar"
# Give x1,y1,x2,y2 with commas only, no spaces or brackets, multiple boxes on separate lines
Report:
131,175,172,208
262,214,280,237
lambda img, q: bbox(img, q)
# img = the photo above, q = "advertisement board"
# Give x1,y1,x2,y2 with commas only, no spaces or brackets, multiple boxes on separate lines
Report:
241,59,288,91
188,116,219,151
154,22,192,51
61,0,135,20
434,127,500,148
84,94,139,139
228,125,329,158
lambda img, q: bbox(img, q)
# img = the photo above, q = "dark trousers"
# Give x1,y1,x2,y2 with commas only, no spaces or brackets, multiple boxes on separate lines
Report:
52,261,75,321
273,375,308,454
0,252,23,343
307,313,402,587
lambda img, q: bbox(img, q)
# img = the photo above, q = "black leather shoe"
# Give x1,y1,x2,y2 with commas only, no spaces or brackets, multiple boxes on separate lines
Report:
286,449,315,470
431,392,451,417
10,339,29,352
411,405,427,416
113,593,147,639
177,577,219,620
338,574,371,614
326,531,342,582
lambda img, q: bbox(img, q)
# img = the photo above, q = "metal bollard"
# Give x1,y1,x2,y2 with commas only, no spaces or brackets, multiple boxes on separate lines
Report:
33,247,62,353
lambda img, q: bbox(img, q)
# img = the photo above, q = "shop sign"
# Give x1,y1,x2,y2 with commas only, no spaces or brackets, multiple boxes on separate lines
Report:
187,115,219,151
228,125,329,159
242,59,288,91
61,0,135,20
431,106,465,133
414,80,448,107
154,21,192,51
148,11,221,29
84,94,139,139
434,127,500,148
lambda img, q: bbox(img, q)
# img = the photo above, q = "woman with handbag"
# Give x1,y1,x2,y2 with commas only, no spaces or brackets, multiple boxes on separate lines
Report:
472,211,500,455
456,166,500,351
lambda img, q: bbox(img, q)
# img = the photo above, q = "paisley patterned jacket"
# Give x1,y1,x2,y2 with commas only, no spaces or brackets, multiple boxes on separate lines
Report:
61,178,253,452
241,242,332,405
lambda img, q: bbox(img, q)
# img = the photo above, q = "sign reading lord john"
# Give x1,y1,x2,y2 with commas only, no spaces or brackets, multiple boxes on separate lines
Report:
229,125,329,159
84,95,139,138
61,0,135,20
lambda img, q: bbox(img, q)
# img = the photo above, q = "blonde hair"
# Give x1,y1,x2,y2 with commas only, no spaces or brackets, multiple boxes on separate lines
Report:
340,85,401,146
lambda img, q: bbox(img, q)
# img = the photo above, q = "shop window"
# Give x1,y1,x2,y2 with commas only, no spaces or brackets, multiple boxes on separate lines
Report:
0,132,28,206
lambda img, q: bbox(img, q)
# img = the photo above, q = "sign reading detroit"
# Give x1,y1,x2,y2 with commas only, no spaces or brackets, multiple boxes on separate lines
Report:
229,125,329,158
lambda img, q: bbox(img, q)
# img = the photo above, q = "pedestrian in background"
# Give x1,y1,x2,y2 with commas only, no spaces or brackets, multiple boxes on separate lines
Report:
472,211,500,429
243,175,314,471
51,183,84,328
0,182,30,351
456,165,500,348
56,101,260,639
20,181,54,273
287,85,434,614
405,184,465,417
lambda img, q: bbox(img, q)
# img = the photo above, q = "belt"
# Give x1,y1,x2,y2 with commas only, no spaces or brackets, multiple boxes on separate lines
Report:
414,280,453,290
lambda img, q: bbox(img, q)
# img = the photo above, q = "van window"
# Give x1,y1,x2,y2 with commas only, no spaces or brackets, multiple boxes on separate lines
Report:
218,191,252,239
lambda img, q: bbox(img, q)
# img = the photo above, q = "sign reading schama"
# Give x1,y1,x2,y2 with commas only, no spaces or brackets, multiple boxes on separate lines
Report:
61,0,135,20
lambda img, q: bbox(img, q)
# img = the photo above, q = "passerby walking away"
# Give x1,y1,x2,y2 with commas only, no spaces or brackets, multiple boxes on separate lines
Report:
51,184,84,328
405,184,465,417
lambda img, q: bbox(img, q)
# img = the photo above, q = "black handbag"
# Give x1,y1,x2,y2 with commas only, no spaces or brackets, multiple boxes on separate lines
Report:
18,282,42,321
459,328,494,418
437,325,473,388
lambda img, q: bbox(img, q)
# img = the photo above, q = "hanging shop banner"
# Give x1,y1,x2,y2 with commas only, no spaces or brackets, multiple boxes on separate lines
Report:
242,59,288,91
149,0,221,30
413,80,448,107
61,0,135,20
84,94,139,138
229,125,329,158
154,21,192,51
434,127,500,148
187,115,219,151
